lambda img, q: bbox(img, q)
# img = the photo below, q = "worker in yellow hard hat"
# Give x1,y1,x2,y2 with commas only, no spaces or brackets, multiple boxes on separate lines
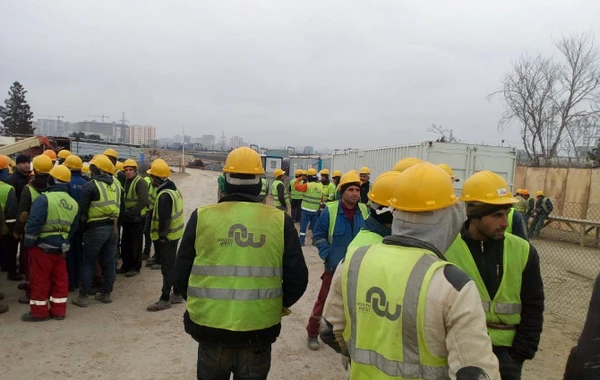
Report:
57,149,71,165
102,149,125,188
289,169,304,222
174,147,308,378
392,157,423,172
43,150,57,164
321,162,501,377
358,167,371,205
519,189,534,224
294,167,322,246
530,190,553,238
21,164,79,322
144,159,168,269
0,155,21,281
72,154,121,308
319,169,336,204
271,168,289,212
438,163,460,183
445,170,544,377
331,170,342,187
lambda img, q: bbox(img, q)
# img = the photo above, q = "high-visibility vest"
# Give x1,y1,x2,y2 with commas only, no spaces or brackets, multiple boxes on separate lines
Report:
347,229,384,251
321,182,337,202
326,201,368,244
289,178,303,200
124,175,147,215
144,176,157,212
301,182,323,212
506,208,515,234
150,189,184,241
39,192,79,239
259,177,268,197
539,197,550,213
187,202,284,331
271,179,289,208
342,244,450,379
445,233,529,347
88,180,121,223
28,185,41,202
514,197,528,213
0,182,15,235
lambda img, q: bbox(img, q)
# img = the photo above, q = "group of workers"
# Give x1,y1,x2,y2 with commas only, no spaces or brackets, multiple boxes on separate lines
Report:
0,147,185,319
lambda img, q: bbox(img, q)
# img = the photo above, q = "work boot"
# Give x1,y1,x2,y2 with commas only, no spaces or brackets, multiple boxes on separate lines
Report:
116,267,128,274
18,294,30,304
141,252,150,261
125,270,139,278
8,273,24,281
0,304,8,314
17,282,29,290
95,293,112,304
50,315,65,321
146,299,171,312
151,264,161,270
145,257,156,267
170,294,185,304
71,295,89,307
307,336,320,351
21,312,49,322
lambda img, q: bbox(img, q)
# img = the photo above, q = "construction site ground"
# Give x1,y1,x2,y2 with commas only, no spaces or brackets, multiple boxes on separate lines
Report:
0,168,586,379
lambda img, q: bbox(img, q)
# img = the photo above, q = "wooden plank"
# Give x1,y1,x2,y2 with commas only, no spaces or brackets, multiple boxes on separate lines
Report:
523,167,547,196
514,166,527,192
544,168,568,218
564,168,592,220
586,169,600,220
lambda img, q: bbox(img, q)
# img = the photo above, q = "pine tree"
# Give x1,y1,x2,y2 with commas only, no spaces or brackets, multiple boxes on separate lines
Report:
0,81,35,136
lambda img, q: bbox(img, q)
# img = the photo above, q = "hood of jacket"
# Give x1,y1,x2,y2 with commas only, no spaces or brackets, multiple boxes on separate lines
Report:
92,173,114,184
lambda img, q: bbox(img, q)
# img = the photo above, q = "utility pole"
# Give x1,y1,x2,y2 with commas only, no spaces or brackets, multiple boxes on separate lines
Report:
56,116,64,135
119,112,129,143
181,126,185,173
220,131,226,152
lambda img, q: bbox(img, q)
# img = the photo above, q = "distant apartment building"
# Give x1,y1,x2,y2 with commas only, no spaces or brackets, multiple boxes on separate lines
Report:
129,125,156,146
303,146,314,155
34,119,129,142
201,134,215,149
230,136,244,149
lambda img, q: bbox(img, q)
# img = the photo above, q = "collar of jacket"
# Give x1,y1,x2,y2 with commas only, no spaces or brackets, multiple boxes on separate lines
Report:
156,178,177,193
363,215,391,238
71,171,84,178
460,220,505,249
219,193,261,203
47,184,69,193
382,235,445,260
92,173,114,184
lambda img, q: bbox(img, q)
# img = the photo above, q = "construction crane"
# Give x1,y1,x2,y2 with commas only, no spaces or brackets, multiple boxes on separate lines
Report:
82,114,110,123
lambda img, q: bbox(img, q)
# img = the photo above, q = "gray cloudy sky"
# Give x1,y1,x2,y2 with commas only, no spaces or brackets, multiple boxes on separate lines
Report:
1,0,600,150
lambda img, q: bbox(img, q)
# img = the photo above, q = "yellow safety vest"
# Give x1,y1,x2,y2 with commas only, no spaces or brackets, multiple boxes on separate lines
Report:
290,178,303,200
124,175,147,216
0,182,15,235
326,201,369,244
144,176,157,212
186,201,284,331
271,179,289,208
342,244,450,379
347,229,384,251
445,233,529,346
259,177,268,197
321,182,337,202
39,192,79,239
150,189,184,241
88,180,121,223
301,182,323,212
28,185,41,202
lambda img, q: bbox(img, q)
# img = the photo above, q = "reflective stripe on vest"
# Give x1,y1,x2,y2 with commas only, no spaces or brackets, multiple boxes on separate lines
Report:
186,202,284,332
259,178,268,196
321,182,337,202
326,201,369,244
124,175,146,215
88,180,121,222
301,182,323,211
343,245,450,379
540,197,550,212
506,208,514,234
347,229,384,252
39,192,79,239
290,178,303,200
0,182,15,235
445,233,529,346
150,188,184,241
271,179,289,207
144,176,157,212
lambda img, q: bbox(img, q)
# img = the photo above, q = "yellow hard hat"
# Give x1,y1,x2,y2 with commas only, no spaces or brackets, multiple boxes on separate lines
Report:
274,168,285,178
81,163,90,173
332,170,342,177
223,147,265,175
123,158,138,169
32,154,53,174
0,155,9,170
43,149,57,161
536,190,544,197
103,148,118,159
91,154,115,174
437,163,454,177
307,168,317,176
515,189,522,195
64,155,83,170
147,160,171,178
368,171,401,206
2,155,15,168
152,158,167,166
49,164,72,182
57,149,72,159
460,171,518,205
393,157,423,172
390,162,458,212
359,166,371,175
115,161,125,171
301,170,308,175
349,169,359,175
319,168,330,176
294,169,302,177
337,172,361,191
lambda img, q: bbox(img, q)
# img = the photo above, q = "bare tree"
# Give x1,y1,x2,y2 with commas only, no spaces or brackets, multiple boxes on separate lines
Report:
491,33,600,165
427,124,460,143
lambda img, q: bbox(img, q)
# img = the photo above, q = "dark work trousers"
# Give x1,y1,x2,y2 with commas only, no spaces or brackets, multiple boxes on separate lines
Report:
306,270,334,338
290,199,302,222
143,214,152,255
155,238,180,301
121,220,144,273
493,347,523,380
67,225,84,289
0,232,19,275
18,238,27,275
80,225,118,297
196,342,272,380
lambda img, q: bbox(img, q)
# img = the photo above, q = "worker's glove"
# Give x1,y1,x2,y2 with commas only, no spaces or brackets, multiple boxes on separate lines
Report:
341,355,351,371
281,307,291,316
61,243,70,259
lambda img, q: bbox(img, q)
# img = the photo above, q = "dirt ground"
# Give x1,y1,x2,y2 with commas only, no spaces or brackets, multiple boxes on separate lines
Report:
0,168,585,379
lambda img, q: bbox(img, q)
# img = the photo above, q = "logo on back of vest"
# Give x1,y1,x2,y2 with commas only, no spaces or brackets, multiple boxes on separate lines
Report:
226,224,266,248
360,287,401,321
60,199,73,211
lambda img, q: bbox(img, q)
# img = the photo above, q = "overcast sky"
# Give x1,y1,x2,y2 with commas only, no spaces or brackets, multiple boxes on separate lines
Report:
1,1,600,150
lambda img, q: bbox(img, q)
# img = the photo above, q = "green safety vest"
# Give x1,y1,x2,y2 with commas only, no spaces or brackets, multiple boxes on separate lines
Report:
271,179,289,208
88,180,121,223
217,174,226,200
342,244,450,379
124,175,147,216
0,182,15,235
39,192,79,239
290,178,303,200
144,177,157,212
326,201,369,244
321,182,337,202
259,177,268,197
445,233,529,347
28,185,41,202
506,208,515,235
514,197,528,213
347,229,384,252
150,189,185,241
539,197,550,212
301,182,323,212
187,202,285,331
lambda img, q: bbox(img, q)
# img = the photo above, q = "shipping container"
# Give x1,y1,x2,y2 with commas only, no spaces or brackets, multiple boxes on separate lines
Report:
331,142,517,190
71,140,142,162
288,156,332,174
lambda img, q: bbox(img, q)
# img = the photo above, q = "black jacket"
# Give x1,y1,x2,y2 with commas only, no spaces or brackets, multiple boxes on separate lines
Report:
79,174,125,229
359,181,370,204
155,179,177,240
175,193,308,347
7,170,30,201
276,182,287,208
460,224,544,363
564,273,600,379
15,175,48,235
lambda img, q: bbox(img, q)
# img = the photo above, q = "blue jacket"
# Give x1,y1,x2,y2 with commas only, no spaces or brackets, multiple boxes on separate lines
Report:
362,215,391,238
313,201,366,272
67,171,88,202
24,185,79,254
